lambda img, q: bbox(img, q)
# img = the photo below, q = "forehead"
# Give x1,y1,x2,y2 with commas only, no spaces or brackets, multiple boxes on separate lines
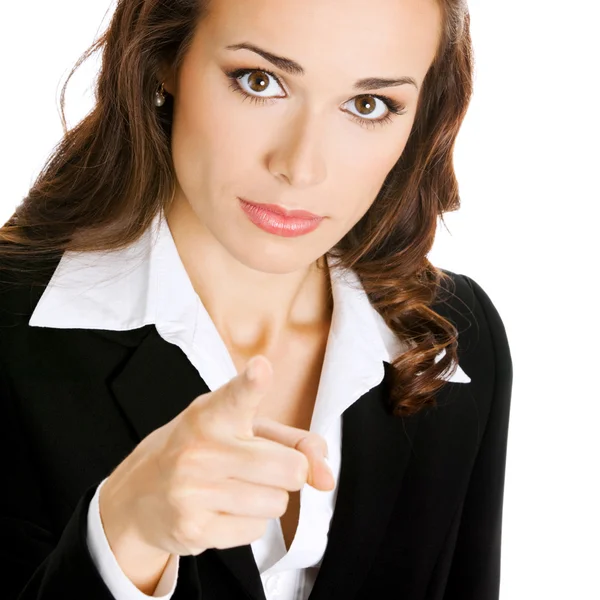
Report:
201,0,442,87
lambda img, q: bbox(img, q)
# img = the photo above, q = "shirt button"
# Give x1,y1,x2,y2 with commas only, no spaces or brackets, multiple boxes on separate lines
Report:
265,574,281,595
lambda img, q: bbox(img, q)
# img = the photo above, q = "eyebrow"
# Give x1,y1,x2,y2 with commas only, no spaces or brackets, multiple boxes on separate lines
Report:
225,42,419,92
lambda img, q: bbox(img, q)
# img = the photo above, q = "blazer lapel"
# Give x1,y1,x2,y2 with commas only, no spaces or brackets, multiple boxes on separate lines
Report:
308,362,423,600
107,329,421,600
109,326,208,442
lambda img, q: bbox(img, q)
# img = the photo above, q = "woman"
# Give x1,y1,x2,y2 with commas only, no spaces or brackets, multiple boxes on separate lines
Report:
0,0,513,599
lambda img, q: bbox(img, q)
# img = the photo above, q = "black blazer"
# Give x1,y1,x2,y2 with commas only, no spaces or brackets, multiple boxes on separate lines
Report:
0,250,513,600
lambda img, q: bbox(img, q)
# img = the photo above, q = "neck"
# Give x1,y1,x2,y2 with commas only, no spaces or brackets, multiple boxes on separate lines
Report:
164,192,333,356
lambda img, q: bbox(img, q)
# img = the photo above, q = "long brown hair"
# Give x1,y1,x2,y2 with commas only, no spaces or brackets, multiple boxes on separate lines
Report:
0,0,474,418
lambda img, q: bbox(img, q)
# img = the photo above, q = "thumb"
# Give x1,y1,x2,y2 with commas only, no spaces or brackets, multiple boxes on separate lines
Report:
211,354,273,439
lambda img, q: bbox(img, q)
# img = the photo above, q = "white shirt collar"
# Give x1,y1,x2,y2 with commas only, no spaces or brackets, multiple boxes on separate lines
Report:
29,208,470,429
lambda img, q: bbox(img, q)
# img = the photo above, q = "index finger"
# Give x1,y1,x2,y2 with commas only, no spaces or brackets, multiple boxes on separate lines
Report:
202,355,273,440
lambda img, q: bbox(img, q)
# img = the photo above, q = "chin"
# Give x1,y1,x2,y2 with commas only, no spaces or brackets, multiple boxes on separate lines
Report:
237,251,310,275
221,236,314,275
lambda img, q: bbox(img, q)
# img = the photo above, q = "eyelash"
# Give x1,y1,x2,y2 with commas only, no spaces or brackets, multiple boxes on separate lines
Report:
224,66,407,130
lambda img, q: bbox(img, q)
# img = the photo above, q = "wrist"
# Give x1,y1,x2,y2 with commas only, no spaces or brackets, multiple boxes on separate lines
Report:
99,476,172,594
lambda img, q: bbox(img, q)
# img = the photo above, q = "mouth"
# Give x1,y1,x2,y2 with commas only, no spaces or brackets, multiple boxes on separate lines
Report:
237,197,324,238
238,197,323,220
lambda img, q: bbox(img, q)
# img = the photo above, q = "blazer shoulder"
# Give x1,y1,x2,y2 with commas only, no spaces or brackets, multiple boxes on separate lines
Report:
434,268,513,389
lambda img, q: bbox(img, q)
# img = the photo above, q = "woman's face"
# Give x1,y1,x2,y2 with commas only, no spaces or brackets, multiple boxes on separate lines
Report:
165,0,441,274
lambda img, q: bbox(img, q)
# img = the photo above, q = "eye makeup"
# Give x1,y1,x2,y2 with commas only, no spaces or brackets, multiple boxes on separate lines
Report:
223,66,408,130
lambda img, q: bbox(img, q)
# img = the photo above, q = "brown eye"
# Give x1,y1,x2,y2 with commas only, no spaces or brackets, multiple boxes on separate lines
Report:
247,71,270,93
355,96,378,117
228,68,285,100
225,66,406,129
343,94,395,125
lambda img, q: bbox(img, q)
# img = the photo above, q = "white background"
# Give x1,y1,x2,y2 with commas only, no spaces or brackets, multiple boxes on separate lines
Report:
1,1,599,597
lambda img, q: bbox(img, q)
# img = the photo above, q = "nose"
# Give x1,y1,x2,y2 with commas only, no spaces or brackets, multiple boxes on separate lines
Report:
267,109,328,189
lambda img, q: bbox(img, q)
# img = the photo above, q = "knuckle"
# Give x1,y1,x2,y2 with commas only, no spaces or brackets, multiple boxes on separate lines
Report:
180,405,205,435
304,432,328,454
241,518,269,545
182,442,227,481
192,444,223,474
250,486,288,516
200,407,223,432
168,449,197,483
164,485,184,509
155,446,177,482
172,516,202,547
211,517,268,549
273,489,290,516
292,452,309,487
185,401,220,436
256,518,269,539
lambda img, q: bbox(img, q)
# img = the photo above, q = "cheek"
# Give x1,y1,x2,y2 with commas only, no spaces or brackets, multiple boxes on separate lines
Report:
336,114,413,177
329,124,414,231
339,138,409,210
171,68,254,173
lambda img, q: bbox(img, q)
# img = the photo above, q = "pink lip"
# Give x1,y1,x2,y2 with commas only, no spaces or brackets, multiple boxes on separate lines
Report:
238,197,324,238
239,197,322,219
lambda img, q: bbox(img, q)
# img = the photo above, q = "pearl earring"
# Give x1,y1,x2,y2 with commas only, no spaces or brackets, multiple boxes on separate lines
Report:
154,82,166,107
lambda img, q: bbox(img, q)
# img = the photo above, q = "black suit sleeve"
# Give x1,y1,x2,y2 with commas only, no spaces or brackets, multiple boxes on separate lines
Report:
1,359,118,599
444,275,514,600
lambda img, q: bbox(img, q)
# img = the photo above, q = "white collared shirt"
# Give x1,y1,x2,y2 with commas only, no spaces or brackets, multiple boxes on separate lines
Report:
29,209,470,600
